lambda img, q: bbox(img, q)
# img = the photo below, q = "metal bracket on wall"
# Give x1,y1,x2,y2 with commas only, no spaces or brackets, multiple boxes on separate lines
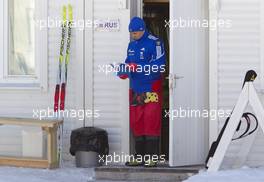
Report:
209,0,221,12
118,0,128,9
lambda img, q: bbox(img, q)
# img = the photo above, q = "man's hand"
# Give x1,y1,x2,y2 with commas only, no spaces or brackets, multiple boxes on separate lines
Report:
119,75,129,79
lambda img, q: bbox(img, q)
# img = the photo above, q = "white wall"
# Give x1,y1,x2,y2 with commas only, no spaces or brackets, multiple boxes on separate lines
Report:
87,0,130,155
216,0,264,168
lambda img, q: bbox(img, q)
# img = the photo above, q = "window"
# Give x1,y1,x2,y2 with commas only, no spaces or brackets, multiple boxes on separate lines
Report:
0,0,47,89
9,0,35,76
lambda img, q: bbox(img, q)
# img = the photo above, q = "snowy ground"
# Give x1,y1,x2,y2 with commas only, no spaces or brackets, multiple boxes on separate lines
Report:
0,163,139,182
1,164,264,182
0,165,94,182
184,167,264,182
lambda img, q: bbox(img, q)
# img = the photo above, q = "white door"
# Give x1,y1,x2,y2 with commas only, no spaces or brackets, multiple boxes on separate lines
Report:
85,0,130,155
169,0,209,166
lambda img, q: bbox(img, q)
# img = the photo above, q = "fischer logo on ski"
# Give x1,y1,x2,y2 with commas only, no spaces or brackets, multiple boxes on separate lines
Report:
53,4,73,167
60,4,73,111
54,5,73,113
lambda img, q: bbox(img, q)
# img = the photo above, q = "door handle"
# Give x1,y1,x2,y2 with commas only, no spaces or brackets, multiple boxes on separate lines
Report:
173,75,184,88
166,74,174,90
165,75,184,80
167,74,184,90
175,76,184,80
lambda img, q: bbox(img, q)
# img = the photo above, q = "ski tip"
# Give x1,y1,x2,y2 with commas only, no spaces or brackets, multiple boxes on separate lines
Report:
62,6,67,21
68,4,73,20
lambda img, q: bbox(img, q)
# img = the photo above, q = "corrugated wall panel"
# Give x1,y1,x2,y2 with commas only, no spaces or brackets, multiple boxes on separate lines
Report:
217,0,264,167
92,0,129,154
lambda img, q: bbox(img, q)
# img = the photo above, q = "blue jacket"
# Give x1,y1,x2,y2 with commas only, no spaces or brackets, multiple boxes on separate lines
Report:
125,31,166,93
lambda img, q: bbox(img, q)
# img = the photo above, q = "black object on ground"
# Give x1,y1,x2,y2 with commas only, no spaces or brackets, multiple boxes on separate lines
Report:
70,127,109,157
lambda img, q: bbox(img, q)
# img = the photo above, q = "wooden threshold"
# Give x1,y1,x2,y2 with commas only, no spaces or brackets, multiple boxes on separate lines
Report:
95,164,202,181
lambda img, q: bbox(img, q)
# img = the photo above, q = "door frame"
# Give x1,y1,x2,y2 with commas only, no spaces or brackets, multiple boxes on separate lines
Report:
84,0,94,127
168,0,174,166
209,0,219,145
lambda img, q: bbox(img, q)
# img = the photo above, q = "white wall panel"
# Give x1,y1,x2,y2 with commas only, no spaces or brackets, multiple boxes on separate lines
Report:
91,0,130,155
217,0,264,167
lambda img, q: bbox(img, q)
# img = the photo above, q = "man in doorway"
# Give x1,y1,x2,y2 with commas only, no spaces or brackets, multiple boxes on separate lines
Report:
117,17,166,167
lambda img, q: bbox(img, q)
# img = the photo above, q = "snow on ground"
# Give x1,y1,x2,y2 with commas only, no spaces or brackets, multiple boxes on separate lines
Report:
184,167,264,182
0,163,94,182
2,163,264,182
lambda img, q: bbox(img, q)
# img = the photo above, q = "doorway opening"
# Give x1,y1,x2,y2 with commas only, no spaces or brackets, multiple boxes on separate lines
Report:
143,0,170,160
127,0,208,168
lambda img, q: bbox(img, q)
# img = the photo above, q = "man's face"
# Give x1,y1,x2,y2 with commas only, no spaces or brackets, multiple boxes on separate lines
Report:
131,31,145,40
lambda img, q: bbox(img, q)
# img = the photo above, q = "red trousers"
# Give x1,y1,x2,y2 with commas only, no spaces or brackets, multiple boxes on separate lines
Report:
129,80,162,136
